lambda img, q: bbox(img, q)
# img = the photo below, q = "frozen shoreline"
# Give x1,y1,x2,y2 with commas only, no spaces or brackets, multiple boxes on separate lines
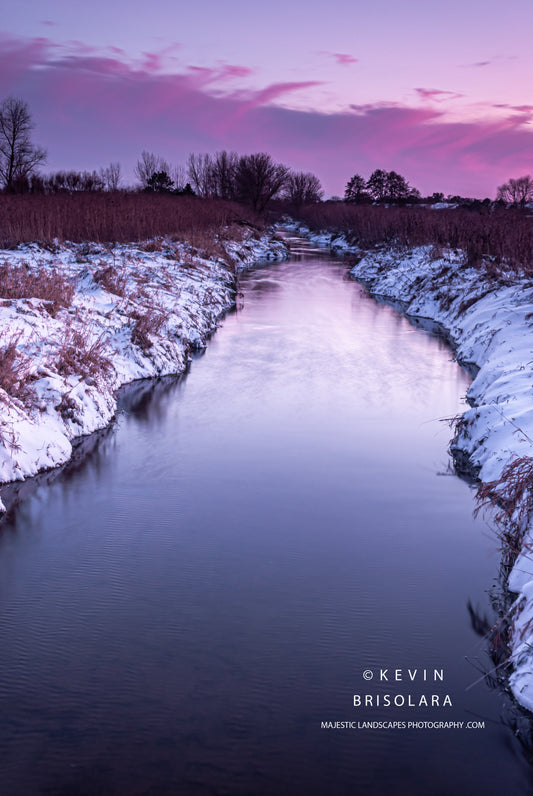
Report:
292,223,533,713
0,229,288,496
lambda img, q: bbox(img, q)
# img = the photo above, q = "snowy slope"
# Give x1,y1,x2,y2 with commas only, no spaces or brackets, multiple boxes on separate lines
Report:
0,230,287,494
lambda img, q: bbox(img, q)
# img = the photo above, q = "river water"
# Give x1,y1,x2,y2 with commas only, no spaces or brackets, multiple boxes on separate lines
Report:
0,239,531,795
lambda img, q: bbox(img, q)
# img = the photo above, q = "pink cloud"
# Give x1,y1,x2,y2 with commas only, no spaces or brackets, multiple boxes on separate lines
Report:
333,53,358,66
320,51,358,66
415,88,464,102
140,42,181,72
218,64,254,79
493,103,533,113
235,81,323,109
142,51,163,72
0,34,51,92
1,34,532,197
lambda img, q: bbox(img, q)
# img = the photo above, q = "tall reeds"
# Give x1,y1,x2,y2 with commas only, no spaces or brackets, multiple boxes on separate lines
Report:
297,204,533,275
0,193,263,248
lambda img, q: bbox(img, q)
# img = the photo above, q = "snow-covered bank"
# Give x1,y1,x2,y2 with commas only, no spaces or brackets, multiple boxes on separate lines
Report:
292,224,533,713
0,229,287,497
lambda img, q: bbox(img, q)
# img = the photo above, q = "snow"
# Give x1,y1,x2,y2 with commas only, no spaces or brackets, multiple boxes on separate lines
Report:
430,202,458,210
294,224,533,712
0,229,288,496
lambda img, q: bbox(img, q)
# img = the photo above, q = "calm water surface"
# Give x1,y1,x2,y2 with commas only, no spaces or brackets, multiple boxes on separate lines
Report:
0,240,531,795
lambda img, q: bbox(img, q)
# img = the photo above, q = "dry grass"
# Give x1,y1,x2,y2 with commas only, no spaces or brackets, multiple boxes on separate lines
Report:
130,308,169,353
54,322,113,388
93,263,127,297
457,288,496,315
296,204,533,276
0,194,264,247
0,331,34,404
0,261,74,314
475,455,533,570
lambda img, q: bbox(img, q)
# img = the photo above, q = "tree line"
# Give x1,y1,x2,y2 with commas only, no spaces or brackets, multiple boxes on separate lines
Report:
0,95,324,211
133,150,324,210
1,95,532,210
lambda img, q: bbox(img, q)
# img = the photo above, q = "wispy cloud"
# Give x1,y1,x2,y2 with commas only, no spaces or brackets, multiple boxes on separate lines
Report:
332,53,358,66
319,51,358,66
217,63,254,79
415,88,464,102
493,103,533,113
463,55,518,68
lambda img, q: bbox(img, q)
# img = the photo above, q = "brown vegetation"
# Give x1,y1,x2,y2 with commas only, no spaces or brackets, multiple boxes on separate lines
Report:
475,455,533,571
54,322,113,387
130,309,169,353
296,204,533,275
0,261,74,313
93,263,127,297
0,331,34,404
0,193,264,248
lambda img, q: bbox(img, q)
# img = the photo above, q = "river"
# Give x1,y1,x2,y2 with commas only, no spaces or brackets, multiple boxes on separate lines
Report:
0,238,531,795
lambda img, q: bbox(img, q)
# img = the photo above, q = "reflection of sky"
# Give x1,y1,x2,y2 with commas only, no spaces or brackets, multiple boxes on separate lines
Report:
0,253,511,796
2,0,533,195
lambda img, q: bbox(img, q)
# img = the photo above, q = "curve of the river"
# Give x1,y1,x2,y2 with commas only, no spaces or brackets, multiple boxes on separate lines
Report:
0,238,531,795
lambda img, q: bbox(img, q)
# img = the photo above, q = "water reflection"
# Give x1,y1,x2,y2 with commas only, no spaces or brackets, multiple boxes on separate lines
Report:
0,242,531,794
0,424,117,527
0,376,187,523
117,374,185,425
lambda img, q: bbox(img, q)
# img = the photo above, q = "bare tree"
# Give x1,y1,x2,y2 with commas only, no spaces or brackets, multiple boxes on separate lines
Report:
234,153,289,211
187,153,215,197
211,150,238,200
172,164,187,192
135,151,170,190
497,176,533,205
101,161,121,191
0,97,46,191
187,151,239,199
284,171,323,207
43,170,104,193
135,151,158,189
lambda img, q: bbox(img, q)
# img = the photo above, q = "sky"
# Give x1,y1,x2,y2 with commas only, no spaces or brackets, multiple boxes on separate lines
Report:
2,0,533,197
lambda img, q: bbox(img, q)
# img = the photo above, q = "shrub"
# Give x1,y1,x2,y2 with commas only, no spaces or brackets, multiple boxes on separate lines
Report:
55,322,113,387
475,455,533,571
130,309,168,353
0,261,74,313
0,331,34,403
93,263,127,296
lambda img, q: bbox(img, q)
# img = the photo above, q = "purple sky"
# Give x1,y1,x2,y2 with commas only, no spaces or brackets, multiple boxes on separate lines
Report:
2,0,533,196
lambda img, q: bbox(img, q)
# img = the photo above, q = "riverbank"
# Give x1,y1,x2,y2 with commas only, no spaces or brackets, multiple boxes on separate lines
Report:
289,222,533,713
0,228,288,494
